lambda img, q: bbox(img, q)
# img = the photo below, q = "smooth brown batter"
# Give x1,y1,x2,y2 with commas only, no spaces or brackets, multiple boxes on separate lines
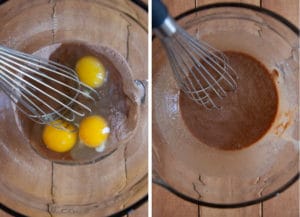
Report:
180,51,279,150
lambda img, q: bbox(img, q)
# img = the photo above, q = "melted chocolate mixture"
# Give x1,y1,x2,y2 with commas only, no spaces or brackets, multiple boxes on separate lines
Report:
180,51,278,150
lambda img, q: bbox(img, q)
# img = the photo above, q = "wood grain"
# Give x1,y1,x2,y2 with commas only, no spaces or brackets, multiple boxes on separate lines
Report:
163,0,195,17
153,176,299,217
0,209,12,217
127,202,148,217
153,0,299,216
153,185,198,217
263,182,299,217
164,0,261,17
262,0,299,26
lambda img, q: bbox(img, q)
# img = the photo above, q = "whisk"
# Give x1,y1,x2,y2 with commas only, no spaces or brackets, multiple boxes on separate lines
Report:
152,0,237,109
0,45,99,125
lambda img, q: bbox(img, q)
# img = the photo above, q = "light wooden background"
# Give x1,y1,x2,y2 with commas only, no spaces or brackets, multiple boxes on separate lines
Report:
153,0,299,217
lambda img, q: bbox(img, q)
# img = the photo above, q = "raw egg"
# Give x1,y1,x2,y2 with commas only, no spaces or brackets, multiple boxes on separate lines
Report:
75,56,106,88
42,120,77,153
79,115,110,148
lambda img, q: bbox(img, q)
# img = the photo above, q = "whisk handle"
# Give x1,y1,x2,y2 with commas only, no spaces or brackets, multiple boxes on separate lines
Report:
152,0,169,28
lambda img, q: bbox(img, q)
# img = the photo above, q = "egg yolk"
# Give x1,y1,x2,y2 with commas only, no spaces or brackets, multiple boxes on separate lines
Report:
75,56,106,88
42,120,77,153
79,115,110,148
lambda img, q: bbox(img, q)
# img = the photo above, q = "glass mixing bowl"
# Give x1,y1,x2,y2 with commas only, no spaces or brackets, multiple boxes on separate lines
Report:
0,0,147,216
153,3,299,207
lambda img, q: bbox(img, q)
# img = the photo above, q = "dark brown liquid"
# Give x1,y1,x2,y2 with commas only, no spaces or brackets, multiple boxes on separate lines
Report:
180,51,279,150
17,42,133,162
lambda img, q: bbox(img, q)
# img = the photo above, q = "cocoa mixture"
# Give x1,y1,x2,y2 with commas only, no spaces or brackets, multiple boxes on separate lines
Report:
17,42,132,161
180,51,278,150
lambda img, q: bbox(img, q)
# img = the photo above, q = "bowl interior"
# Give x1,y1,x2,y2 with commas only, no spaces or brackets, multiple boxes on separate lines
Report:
153,4,299,206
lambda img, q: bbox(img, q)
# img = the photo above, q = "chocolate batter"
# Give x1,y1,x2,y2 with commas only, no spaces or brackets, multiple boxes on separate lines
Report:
180,51,278,150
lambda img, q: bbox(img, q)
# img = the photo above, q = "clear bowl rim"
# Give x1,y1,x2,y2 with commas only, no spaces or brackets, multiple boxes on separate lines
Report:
153,2,299,208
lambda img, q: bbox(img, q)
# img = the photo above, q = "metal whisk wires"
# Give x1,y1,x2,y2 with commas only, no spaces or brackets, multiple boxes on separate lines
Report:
0,45,99,125
153,0,237,109
162,22,237,109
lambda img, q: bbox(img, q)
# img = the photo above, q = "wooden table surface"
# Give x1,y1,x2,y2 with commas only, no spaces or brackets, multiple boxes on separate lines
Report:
153,0,299,217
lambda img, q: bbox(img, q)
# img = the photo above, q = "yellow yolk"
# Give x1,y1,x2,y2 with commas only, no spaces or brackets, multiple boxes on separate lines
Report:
79,115,110,148
75,56,106,88
42,120,77,153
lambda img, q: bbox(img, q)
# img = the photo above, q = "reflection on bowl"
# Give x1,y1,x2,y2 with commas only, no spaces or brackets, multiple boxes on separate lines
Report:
153,3,299,207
